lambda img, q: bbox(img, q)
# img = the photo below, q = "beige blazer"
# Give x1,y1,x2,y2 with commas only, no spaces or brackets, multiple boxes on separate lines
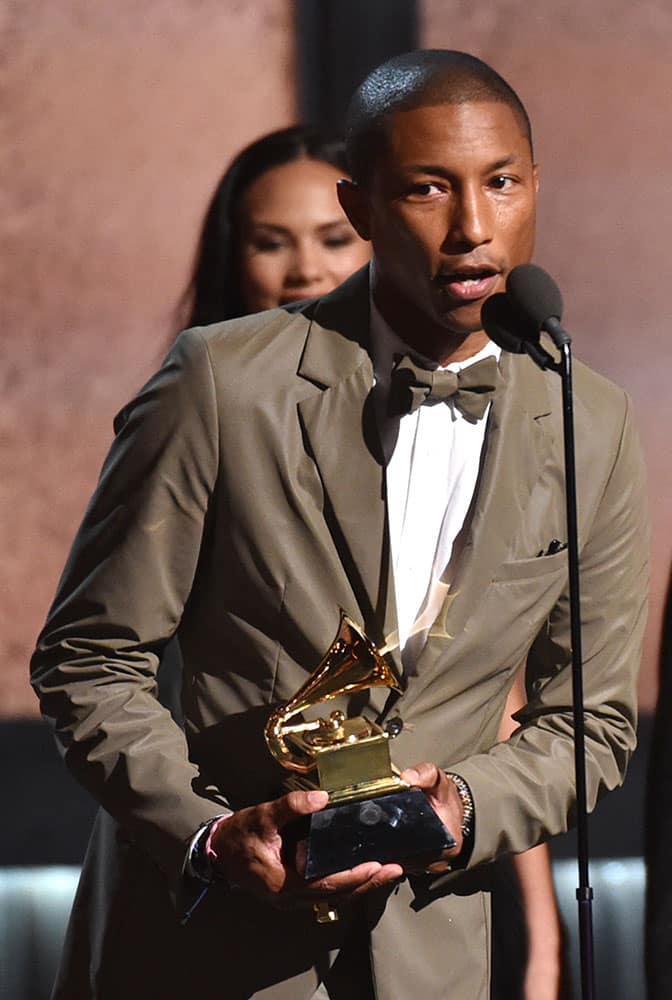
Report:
32,267,648,999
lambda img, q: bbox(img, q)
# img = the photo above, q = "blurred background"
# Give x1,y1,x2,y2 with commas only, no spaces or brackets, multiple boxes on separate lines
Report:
1,1,670,997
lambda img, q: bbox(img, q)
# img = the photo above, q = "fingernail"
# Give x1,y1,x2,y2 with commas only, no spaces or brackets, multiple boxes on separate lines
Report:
307,790,328,807
404,769,419,784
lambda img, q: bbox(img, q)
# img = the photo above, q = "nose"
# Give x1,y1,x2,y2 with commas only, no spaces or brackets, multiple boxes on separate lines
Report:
286,241,324,287
445,184,493,250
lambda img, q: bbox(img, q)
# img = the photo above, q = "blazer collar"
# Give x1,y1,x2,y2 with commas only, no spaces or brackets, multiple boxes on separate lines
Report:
297,265,372,389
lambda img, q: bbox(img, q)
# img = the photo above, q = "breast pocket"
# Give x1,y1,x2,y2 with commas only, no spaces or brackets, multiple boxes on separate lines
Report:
492,549,568,582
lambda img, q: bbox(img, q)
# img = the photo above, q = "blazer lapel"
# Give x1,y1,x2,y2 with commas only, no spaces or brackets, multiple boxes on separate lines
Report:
296,268,401,684
421,352,556,664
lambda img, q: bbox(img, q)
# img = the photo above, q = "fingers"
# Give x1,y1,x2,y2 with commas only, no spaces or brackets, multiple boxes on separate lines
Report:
403,853,453,876
308,861,402,896
347,862,405,896
289,861,403,906
299,861,381,896
208,795,322,896
399,763,464,859
270,789,329,829
215,787,436,906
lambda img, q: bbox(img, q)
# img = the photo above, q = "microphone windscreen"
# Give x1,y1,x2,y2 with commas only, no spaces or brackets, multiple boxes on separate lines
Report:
481,293,529,353
506,264,563,330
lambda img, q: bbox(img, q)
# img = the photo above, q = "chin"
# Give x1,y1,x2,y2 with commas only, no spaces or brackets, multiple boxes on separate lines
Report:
427,292,478,327
436,308,484,338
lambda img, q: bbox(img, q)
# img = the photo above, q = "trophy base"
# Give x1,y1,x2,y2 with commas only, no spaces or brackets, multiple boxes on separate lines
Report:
304,788,456,880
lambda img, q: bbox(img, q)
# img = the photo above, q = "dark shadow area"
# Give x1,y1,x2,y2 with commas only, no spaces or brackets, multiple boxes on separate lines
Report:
1,719,97,865
644,568,672,998
296,0,417,131
551,711,652,861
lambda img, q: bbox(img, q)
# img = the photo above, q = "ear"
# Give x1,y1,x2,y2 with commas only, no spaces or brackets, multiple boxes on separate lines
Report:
532,163,540,195
337,179,372,242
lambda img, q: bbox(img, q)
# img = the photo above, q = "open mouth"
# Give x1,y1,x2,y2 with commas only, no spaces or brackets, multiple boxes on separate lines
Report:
437,268,500,302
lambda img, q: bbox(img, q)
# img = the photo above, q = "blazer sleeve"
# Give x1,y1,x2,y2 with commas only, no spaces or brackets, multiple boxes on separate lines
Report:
31,328,227,883
452,391,649,867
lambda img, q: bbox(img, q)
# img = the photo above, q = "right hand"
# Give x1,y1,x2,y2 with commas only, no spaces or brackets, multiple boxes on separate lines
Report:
209,789,403,906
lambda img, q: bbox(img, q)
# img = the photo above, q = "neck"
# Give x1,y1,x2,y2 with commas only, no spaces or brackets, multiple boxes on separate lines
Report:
372,282,490,367
372,269,489,367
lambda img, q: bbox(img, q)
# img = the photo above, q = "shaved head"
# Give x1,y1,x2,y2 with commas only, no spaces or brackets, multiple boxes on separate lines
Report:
345,50,533,185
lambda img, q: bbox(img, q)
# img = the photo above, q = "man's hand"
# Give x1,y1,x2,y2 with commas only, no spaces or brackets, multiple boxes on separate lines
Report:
209,789,403,906
400,762,465,873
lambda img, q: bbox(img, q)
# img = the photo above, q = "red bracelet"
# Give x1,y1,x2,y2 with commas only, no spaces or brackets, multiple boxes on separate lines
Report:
204,813,232,867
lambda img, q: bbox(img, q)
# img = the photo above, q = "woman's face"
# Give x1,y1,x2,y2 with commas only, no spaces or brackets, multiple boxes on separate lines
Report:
237,157,371,312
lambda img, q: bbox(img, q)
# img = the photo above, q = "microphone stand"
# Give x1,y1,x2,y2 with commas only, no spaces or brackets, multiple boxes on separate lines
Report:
522,331,596,1000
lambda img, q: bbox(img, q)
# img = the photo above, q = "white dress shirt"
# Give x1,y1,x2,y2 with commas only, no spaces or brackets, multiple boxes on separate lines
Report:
370,300,501,670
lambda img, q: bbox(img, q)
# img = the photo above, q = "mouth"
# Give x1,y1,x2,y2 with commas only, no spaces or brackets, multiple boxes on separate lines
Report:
436,266,501,303
278,289,322,305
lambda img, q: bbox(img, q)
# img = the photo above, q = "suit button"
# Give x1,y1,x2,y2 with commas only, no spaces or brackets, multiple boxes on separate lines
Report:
384,716,403,739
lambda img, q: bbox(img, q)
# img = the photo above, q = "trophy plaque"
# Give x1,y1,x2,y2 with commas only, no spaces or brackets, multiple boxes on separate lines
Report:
264,612,455,892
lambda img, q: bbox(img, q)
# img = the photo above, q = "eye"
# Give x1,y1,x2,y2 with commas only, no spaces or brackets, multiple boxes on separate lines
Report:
490,175,516,191
407,181,443,198
250,237,286,252
323,234,357,249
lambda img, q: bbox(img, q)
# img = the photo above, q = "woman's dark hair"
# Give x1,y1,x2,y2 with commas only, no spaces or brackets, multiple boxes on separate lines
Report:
184,125,349,327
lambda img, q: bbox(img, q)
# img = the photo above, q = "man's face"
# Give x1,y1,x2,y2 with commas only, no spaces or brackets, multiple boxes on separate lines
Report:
339,100,539,355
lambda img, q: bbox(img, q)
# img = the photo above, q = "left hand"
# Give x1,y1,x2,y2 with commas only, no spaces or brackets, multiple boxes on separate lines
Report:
400,762,465,873
207,789,403,907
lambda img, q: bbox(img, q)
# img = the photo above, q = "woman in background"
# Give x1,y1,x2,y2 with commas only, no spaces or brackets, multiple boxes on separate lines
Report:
159,124,368,718
181,124,369,327
174,124,566,1000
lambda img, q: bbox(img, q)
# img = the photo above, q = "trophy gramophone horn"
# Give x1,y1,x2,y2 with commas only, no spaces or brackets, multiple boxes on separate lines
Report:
264,611,402,773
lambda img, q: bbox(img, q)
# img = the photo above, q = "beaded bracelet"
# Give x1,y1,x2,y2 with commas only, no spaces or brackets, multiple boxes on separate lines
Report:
445,772,474,839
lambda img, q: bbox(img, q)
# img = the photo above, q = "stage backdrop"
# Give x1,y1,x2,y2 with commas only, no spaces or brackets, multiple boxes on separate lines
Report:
1,0,296,715
2,0,670,716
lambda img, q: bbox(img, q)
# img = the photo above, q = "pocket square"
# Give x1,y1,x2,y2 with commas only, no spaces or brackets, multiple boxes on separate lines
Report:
536,539,568,557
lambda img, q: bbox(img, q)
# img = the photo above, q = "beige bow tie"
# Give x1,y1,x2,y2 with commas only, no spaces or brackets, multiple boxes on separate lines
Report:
389,354,502,422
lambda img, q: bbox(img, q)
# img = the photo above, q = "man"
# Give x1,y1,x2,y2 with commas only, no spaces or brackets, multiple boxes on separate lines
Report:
31,51,648,999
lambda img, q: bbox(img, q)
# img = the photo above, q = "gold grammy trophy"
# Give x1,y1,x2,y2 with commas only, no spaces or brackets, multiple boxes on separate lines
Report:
264,611,454,918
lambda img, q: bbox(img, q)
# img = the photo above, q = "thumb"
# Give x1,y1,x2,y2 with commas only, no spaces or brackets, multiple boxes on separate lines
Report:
401,761,441,790
270,789,329,829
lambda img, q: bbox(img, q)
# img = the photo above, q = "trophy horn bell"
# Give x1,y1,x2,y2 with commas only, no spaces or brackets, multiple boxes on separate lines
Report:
264,611,402,773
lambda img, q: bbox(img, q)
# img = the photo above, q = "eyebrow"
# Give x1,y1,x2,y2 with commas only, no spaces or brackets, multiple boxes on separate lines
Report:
245,223,289,235
247,220,352,235
401,155,520,176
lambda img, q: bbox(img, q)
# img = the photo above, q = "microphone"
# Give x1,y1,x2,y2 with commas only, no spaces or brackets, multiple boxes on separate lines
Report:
481,293,529,353
481,291,556,370
486,264,596,999
506,263,571,348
